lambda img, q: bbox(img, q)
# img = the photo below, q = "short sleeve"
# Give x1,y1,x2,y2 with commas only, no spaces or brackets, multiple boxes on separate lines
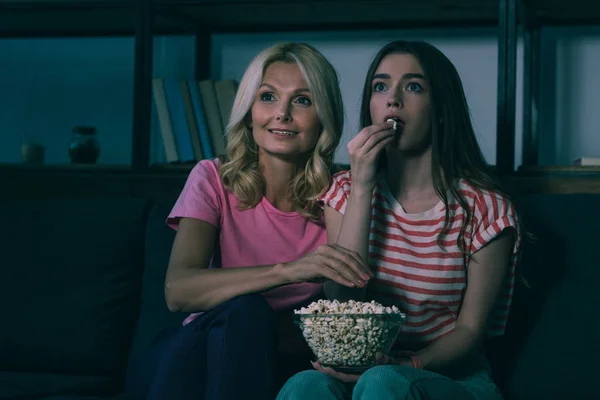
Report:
318,170,352,214
166,159,223,230
469,190,521,337
470,192,520,257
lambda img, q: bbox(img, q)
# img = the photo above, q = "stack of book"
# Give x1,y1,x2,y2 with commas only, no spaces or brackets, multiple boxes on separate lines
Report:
573,157,600,166
152,77,238,163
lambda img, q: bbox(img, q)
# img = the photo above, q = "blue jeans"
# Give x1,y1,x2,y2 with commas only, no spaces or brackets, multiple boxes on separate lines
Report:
276,353,503,400
125,294,278,400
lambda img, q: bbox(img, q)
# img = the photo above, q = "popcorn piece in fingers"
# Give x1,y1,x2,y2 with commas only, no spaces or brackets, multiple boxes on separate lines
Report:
386,118,399,131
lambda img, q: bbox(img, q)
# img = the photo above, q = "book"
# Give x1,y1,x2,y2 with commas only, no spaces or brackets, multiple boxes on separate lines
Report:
179,80,204,161
163,78,195,162
214,79,238,132
574,157,600,166
151,78,179,163
198,80,227,157
187,80,214,159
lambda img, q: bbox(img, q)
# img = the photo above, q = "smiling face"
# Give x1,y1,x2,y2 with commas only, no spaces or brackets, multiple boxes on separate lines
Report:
369,53,432,153
250,61,322,161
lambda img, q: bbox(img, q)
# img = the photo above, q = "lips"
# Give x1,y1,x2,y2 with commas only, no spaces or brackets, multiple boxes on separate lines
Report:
384,114,405,127
268,129,299,136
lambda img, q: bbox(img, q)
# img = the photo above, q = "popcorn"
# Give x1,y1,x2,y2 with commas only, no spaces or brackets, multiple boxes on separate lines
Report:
386,118,399,131
294,300,405,367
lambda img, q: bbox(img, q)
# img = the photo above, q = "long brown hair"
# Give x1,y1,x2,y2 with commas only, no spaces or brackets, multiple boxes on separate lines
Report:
360,40,512,253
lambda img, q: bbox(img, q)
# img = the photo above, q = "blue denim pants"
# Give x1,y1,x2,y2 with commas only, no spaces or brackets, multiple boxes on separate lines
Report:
125,294,278,400
276,352,503,400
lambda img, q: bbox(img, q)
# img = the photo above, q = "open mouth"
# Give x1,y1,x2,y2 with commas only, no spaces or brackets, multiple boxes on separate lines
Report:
385,117,405,131
269,129,299,137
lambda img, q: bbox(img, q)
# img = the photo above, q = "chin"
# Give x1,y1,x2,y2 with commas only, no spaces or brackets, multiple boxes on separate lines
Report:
261,147,303,159
388,139,431,156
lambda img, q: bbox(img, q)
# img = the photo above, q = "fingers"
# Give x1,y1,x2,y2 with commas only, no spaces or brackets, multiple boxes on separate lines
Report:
375,351,396,365
350,121,394,149
359,129,395,156
315,246,371,287
330,244,373,280
312,361,361,383
316,257,363,287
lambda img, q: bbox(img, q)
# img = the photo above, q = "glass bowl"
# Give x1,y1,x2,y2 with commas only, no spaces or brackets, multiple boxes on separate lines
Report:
293,312,406,373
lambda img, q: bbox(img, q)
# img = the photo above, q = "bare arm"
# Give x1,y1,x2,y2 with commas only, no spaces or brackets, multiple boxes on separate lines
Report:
165,217,371,313
410,229,515,372
323,122,394,301
323,192,372,301
164,218,288,312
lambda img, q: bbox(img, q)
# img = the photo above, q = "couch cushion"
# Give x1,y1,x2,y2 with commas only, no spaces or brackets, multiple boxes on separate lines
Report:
0,197,150,384
487,194,600,399
127,201,186,365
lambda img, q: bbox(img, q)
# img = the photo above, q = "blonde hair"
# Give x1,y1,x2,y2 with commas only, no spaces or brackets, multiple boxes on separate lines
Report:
219,42,344,220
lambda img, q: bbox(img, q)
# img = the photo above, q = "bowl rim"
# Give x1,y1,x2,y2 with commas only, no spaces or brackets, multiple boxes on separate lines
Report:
292,312,406,323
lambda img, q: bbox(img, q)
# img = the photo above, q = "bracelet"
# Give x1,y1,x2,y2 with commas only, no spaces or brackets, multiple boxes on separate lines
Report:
395,351,424,369
409,354,424,369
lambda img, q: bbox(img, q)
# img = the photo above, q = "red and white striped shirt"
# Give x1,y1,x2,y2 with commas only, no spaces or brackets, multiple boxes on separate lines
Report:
320,170,520,345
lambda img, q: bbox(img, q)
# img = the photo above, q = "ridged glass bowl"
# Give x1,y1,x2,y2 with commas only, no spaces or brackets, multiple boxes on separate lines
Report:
293,312,406,373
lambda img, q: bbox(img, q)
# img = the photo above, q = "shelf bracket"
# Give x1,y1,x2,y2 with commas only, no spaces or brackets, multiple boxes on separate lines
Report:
132,0,154,171
496,0,518,175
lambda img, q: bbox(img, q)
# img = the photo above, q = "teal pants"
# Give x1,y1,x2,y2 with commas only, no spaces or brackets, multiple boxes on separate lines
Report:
276,355,503,400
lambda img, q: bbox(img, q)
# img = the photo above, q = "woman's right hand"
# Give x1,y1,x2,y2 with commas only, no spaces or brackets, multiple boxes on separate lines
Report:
278,244,373,288
347,121,395,191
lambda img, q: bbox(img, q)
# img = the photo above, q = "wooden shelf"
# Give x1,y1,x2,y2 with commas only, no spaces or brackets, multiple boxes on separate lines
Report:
149,162,196,171
0,162,198,177
528,0,600,24
167,0,500,32
0,163,133,174
0,0,500,36
2,0,599,36
516,165,600,176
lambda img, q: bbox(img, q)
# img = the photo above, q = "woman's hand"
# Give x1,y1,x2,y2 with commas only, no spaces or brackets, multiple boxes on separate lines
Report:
311,360,361,383
347,121,395,192
278,244,373,288
311,352,412,383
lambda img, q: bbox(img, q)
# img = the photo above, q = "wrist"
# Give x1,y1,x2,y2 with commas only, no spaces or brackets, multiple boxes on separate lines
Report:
395,351,424,369
271,262,293,285
349,185,374,199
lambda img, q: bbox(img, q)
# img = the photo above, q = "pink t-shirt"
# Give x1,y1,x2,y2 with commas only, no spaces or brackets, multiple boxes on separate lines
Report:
167,158,326,325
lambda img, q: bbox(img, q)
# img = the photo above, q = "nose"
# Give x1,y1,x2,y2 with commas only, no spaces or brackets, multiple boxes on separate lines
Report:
276,103,292,122
386,87,403,108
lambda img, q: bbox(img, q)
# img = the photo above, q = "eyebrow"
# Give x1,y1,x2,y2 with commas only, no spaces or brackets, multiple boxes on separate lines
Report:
259,83,311,93
372,73,427,81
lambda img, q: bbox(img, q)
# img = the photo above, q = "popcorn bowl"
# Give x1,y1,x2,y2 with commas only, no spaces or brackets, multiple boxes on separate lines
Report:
293,312,406,373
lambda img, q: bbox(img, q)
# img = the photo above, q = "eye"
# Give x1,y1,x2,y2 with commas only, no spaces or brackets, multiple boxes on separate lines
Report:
406,82,424,92
260,92,275,102
295,96,312,106
373,82,387,92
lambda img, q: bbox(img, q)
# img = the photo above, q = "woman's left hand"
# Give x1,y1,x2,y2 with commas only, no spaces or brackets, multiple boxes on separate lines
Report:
311,360,362,383
311,352,412,383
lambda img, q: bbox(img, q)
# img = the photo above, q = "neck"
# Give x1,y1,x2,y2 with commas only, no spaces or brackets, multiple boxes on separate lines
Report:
259,153,300,211
384,147,435,200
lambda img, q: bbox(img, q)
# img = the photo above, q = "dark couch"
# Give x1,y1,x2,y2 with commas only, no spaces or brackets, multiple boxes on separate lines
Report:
0,193,598,399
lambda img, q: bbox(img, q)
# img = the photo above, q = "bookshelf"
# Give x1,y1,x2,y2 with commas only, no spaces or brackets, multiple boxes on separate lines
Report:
1,0,600,197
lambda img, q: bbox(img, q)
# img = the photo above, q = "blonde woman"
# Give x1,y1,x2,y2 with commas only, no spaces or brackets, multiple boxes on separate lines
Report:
125,42,372,400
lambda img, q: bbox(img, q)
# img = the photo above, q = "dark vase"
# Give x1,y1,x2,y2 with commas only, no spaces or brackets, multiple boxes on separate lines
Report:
69,126,100,164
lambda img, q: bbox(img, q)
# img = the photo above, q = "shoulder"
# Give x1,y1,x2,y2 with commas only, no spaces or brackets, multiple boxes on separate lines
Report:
331,169,352,189
187,158,222,185
457,179,515,216
461,181,520,239
318,170,352,211
326,169,352,196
